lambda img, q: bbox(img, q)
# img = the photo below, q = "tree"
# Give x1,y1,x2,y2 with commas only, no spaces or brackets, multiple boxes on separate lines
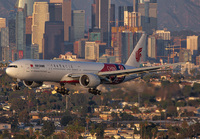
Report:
60,115,73,126
42,121,56,137
151,128,157,138
19,109,30,124
65,120,84,139
167,106,178,117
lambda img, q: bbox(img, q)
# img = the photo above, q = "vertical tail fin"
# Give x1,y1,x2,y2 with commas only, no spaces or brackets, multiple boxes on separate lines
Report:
125,33,146,67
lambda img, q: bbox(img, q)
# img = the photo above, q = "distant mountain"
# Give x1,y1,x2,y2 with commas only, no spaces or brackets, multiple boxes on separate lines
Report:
157,0,200,31
0,0,200,31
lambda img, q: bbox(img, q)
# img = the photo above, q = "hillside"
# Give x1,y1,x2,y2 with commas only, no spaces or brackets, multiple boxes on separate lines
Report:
0,0,200,31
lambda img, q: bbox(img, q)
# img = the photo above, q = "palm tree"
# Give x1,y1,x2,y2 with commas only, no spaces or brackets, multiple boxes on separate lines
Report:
151,128,157,139
86,116,90,131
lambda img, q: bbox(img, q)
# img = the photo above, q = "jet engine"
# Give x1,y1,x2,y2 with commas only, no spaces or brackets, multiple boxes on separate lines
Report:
23,81,43,88
79,74,101,88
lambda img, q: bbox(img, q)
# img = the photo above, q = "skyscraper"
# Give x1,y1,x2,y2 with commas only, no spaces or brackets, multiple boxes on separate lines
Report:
187,36,200,55
26,16,32,46
121,31,133,64
15,0,34,16
156,29,170,57
71,10,85,42
156,30,170,40
32,2,49,58
133,0,138,12
0,18,6,29
124,11,141,27
138,0,157,35
85,41,99,61
148,35,156,58
8,11,16,45
92,0,111,44
62,0,71,41
118,6,133,27
49,3,62,21
43,21,64,59
16,8,26,59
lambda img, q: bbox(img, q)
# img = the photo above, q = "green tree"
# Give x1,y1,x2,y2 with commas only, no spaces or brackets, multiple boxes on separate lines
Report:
19,109,30,124
193,83,200,93
42,121,56,137
65,120,84,139
60,115,73,126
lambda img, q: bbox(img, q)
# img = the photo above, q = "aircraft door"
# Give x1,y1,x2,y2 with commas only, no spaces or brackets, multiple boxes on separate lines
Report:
26,64,31,72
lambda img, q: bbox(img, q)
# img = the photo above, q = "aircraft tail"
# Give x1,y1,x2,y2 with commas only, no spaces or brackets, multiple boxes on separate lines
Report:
125,33,146,67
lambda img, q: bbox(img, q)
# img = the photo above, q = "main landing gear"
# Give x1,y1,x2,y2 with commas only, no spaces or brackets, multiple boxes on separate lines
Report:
88,88,101,95
14,83,20,90
56,83,69,95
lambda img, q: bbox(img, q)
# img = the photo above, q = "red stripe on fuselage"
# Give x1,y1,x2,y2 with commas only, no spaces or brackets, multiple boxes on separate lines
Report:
60,80,79,84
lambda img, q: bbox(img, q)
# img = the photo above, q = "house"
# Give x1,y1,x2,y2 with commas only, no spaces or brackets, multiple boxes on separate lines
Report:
177,106,197,113
0,123,11,133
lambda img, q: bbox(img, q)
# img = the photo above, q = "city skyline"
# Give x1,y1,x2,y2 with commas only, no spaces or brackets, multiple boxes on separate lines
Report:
0,0,200,31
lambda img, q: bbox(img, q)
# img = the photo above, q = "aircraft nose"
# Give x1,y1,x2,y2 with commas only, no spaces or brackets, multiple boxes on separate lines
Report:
6,68,14,77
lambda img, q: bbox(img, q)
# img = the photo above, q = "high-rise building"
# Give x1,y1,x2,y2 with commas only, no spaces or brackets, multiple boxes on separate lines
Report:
71,10,85,42
72,10,85,41
92,0,111,44
62,0,71,41
124,11,141,27
32,2,49,57
138,0,157,35
133,0,138,12
77,38,87,58
148,35,156,58
110,4,115,28
31,44,39,59
16,8,26,59
179,49,192,63
49,0,70,41
121,31,134,63
85,41,99,61
43,21,64,59
156,30,170,40
156,29,170,57
15,0,34,16
187,35,200,55
49,3,62,21
0,18,6,30
26,16,32,46
118,6,133,27
8,11,16,45
0,27,9,62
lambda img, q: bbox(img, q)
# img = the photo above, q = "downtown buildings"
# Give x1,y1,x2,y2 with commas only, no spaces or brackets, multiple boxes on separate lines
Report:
0,0,200,69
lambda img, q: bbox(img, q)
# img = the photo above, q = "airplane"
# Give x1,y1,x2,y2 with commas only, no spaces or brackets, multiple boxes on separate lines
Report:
6,34,181,95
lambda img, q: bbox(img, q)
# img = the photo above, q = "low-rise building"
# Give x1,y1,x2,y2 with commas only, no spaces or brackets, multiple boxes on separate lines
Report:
0,123,11,133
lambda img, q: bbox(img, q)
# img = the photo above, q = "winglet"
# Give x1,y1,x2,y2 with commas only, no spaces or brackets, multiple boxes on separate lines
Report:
125,33,146,67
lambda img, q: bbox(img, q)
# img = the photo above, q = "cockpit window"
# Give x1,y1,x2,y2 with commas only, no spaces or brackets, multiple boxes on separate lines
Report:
8,65,18,68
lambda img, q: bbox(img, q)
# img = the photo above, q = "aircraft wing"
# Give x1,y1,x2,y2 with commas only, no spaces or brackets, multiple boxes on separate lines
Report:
98,63,183,76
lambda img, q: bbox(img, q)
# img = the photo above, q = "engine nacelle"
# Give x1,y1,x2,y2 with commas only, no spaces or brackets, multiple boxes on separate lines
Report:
23,81,43,88
79,74,101,88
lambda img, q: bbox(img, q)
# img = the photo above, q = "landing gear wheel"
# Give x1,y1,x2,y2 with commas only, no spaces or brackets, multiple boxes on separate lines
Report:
56,83,69,95
88,88,101,95
14,85,20,90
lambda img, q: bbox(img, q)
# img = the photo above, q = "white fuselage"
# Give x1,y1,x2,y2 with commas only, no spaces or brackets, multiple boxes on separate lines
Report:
6,59,138,84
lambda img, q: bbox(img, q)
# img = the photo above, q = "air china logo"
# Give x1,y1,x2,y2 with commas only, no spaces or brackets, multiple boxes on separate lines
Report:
136,48,142,62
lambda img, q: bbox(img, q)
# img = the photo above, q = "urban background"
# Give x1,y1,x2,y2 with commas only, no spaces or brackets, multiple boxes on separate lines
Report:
0,0,199,139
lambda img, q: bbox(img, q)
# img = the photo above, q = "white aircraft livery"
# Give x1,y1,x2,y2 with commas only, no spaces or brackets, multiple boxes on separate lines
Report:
6,34,180,95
